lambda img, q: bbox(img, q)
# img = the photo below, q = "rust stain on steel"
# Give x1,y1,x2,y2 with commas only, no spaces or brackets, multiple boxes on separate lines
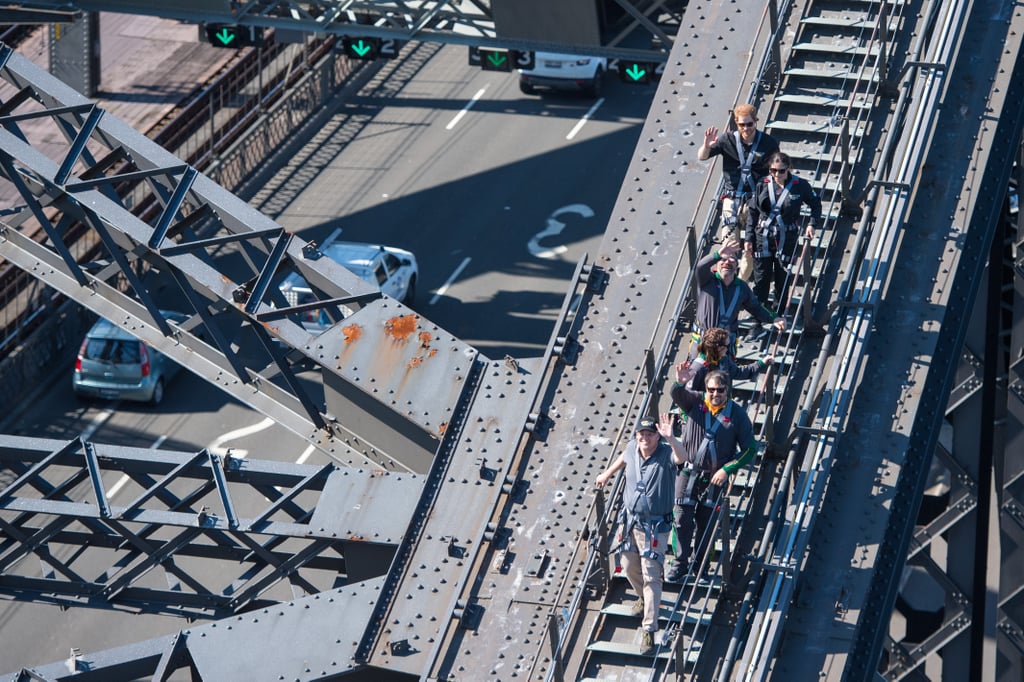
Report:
418,331,432,347
384,314,418,341
342,324,362,343
438,422,447,435
408,356,423,369
428,349,437,358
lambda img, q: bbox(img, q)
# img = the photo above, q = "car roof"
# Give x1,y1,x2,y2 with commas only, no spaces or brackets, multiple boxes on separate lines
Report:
86,311,186,341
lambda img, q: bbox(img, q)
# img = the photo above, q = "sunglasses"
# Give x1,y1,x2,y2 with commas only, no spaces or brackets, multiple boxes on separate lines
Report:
769,167,789,174
736,121,755,128
706,386,727,394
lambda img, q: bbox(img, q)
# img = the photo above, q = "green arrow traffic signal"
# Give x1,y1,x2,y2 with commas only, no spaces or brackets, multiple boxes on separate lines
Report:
479,48,512,72
341,36,382,60
205,24,265,49
214,28,236,46
617,61,652,84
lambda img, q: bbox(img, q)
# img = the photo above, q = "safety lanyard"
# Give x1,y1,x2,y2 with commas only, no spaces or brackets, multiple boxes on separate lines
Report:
766,178,797,231
631,442,659,519
716,278,741,325
734,130,762,195
682,402,732,501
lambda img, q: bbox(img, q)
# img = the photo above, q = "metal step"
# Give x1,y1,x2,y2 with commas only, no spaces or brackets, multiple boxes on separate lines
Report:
799,16,896,31
783,66,878,83
601,602,712,626
790,42,879,60
775,93,873,110
586,638,698,663
767,118,867,137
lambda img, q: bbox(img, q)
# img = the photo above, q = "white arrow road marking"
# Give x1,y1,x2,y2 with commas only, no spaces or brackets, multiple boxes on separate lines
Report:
527,203,595,259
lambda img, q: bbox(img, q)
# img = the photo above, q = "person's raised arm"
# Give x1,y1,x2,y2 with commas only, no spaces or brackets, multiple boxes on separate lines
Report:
657,413,686,466
697,125,719,161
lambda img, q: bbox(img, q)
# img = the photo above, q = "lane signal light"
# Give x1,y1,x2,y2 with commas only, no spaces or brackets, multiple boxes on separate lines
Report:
617,61,651,84
341,36,382,60
205,24,265,49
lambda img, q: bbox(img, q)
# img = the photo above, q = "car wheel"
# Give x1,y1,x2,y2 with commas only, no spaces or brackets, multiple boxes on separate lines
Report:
150,378,165,406
519,77,536,95
585,67,604,98
403,275,416,305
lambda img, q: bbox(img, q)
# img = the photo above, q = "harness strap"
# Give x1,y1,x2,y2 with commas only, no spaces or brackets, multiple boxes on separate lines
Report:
733,130,762,195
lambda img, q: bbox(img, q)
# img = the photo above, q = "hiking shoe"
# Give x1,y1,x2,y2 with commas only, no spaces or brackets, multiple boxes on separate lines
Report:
665,562,686,583
745,325,768,343
629,597,645,617
640,629,655,655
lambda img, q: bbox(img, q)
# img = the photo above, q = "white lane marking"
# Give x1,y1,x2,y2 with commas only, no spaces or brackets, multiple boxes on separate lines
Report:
207,417,276,459
430,257,471,305
296,444,316,465
446,86,488,130
566,97,605,140
106,435,168,500
81,407,116,441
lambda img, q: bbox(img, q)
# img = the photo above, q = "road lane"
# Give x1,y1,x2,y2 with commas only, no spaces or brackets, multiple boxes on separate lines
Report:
1,40,655,673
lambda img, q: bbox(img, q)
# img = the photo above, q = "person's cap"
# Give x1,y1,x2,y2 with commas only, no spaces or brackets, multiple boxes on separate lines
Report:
636,418,658,433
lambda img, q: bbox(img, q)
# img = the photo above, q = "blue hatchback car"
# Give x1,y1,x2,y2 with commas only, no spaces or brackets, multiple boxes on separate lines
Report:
72,312,188,405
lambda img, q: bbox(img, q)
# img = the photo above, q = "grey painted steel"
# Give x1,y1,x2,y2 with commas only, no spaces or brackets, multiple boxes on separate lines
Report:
404,0,779,676
0,45,477,475
0,578,384,681
1,2,1023,681
0,436,419,617
0,0,680,61
769,0,1024,678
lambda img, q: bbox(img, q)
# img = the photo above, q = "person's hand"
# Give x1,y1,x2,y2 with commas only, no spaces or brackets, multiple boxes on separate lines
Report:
595,470,613,488
704,126,719,147
720,238,741,258
675,360,695,384
744,241,753,254
657,413,675,438
711,468,728,486
805,225,815,239
773,317,787,332
762,355,774,365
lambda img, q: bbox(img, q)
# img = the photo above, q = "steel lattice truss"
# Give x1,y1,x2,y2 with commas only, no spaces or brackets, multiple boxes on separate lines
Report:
0,44,477,475
0,436,420,618
0,0,681,60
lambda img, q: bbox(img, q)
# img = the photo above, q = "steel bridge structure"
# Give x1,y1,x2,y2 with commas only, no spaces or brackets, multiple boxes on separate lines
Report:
0,0,1022,680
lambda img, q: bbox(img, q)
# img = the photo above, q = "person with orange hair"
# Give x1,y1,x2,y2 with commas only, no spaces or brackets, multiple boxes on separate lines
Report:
698,103,780,278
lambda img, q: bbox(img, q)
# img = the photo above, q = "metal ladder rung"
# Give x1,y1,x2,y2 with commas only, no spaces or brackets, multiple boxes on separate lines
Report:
586,639,698,663
800,16,896,30
783,67,878,83
791,42,880,57
767,119,866,136
775,94,873,109
601,602,712,625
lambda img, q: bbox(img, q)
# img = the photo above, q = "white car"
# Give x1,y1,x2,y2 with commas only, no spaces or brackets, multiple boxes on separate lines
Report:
280,241,418,333
518,52,608,98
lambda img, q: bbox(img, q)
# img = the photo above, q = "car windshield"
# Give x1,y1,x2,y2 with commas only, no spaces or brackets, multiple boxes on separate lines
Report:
84,338,141,364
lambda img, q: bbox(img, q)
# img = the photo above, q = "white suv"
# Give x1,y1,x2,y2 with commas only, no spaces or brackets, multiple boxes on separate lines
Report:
280,241,418,333
518,52,608,98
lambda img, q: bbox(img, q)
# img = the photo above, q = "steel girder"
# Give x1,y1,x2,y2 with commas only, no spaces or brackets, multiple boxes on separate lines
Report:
0,45,478,475
0,0,681,61
0,435,420,618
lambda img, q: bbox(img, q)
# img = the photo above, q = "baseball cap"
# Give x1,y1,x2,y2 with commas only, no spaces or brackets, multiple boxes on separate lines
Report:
636,418,658,433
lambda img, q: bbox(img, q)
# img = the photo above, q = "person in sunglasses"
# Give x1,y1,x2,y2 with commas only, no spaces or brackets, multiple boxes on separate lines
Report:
664,367,756,583
690,238,784,356
744,151,823,329
698,103,780,278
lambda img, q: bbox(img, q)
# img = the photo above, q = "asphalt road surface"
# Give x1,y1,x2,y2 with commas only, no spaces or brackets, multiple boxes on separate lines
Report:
0,41,653,673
